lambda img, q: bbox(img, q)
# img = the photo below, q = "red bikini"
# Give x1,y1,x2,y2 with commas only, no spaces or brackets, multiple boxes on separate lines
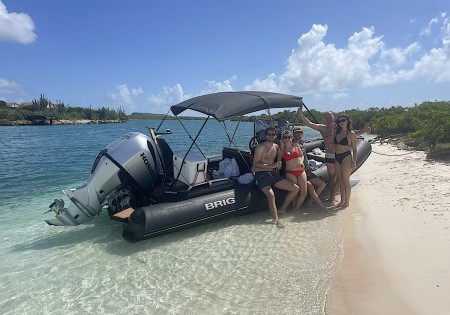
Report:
283,147,305,177
283,147,302,161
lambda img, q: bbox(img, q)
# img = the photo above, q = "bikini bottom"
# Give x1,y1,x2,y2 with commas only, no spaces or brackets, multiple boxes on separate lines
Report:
335,150,351,164
325,153,335,164
285,169,305,177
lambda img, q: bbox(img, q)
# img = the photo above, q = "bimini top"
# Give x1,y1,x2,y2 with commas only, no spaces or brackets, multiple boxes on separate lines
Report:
170,91,304,121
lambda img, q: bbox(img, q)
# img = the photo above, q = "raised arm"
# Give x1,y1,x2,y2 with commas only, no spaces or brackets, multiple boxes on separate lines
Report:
297,108,325,131
354,126,371,136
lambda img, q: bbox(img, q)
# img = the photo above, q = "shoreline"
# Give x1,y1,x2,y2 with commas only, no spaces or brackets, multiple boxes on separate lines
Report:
326,143,450,314
0,119,125,126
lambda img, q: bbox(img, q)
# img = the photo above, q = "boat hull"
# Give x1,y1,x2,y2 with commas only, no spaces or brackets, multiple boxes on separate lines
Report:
122,139,372,242
123,184,266,242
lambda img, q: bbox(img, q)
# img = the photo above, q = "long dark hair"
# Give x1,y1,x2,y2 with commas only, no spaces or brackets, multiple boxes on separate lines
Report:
335,114,352,133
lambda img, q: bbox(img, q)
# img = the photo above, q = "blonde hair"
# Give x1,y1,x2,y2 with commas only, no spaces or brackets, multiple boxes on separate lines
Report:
280,130,292,151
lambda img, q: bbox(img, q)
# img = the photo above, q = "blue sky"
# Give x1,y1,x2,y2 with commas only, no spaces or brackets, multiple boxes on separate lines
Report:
1,0,449,115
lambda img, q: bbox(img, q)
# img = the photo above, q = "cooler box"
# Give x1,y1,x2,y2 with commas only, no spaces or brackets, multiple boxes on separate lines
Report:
173,154,208,186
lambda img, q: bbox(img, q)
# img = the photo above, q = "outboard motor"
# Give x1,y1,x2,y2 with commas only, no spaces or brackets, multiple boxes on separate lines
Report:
45,132,161,226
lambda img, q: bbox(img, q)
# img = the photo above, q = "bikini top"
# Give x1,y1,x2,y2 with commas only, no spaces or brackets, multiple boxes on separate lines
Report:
334,132,349,145
283,147,302,161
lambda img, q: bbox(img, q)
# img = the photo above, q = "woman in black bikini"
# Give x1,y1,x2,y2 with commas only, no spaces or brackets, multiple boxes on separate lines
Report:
334,115,357,207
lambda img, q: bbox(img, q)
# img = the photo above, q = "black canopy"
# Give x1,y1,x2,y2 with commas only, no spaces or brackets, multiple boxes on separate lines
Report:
170,91,304,121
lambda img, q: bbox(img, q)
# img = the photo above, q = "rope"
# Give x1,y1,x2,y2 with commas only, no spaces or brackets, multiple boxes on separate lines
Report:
370,150,415,157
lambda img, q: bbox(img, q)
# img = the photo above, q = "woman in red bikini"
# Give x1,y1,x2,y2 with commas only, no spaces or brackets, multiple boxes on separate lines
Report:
278,130,308,210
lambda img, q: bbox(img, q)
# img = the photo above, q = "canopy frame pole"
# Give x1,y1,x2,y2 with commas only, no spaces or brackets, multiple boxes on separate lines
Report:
173,116,209,183
226,119,241,146
302,103,320,124
155,108,172,131
219,120,253,173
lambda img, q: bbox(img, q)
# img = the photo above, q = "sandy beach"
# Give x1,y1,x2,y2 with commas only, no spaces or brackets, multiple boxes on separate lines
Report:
326,142,450,314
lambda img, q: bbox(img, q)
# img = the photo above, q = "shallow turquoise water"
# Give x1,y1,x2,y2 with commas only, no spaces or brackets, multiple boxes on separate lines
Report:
0,120,343,314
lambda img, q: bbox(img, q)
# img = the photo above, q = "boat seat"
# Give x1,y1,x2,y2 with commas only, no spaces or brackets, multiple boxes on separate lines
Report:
156,137,174,179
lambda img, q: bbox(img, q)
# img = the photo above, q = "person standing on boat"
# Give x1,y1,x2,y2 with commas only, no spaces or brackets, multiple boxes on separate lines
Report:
277,130,308,210
291,127,328,210
334,115,357,207
297,108,337,201
252,126,299,227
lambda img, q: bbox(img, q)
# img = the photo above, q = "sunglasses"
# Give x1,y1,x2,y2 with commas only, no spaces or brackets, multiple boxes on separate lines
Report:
294,130,303,134
283,136,292,139
337,118,347,123
266,132,277,136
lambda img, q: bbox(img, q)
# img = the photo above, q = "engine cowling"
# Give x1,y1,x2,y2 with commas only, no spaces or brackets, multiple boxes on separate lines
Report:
45,132,161,226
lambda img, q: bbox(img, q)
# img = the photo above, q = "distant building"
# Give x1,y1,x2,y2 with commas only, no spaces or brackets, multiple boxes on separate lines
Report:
26,115,57,125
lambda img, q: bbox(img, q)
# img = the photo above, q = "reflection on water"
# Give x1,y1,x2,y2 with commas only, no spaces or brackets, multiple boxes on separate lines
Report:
0,121,340,314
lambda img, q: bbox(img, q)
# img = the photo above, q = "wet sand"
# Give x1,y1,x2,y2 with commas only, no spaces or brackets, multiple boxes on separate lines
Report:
326,142,450,314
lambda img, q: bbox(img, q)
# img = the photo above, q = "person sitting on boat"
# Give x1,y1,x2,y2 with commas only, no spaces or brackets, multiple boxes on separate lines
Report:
252,126,299,227
334,115,358,208
277,130,308,211
292,127,328,210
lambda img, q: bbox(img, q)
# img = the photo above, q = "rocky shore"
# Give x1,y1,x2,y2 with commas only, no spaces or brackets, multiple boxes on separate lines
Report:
0,119,125,126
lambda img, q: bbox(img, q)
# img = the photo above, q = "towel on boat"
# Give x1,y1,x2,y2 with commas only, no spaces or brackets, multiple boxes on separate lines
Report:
219,158,240,178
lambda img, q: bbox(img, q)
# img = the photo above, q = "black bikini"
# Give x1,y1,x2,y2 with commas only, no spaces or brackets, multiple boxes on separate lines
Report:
334,132,349,145
334,132,351,164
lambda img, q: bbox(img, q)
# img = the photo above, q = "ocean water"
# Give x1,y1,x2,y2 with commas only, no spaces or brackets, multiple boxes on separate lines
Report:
0,120,343,315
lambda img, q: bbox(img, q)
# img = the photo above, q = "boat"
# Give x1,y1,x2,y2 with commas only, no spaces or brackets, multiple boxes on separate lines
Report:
45,91,372,242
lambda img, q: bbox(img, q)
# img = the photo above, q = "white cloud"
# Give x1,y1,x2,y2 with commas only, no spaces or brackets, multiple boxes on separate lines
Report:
245,15,450,96
332,92,349,100
379,43,421,67
420,17,439,37
245,24,385,93
131,87,143,96
108,83,143,112
0,1,36,44
127,14,450,114
146,84,191,113
201,75,236,94
145,77,238,114
0,78,22,94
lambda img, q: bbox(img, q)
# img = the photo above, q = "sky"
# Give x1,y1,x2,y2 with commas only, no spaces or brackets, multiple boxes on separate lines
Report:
1,0,450,115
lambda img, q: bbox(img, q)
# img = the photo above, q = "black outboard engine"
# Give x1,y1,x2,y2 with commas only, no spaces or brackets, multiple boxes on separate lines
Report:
45,132,161,226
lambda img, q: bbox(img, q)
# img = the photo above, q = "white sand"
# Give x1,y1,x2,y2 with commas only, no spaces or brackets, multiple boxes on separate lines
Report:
327,143,450,314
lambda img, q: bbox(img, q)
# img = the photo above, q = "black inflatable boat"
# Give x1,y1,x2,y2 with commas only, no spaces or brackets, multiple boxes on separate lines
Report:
45,91,372,242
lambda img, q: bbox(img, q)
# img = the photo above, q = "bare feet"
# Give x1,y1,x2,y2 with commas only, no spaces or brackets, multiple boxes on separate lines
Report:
275,219,284,229
292,206,302,212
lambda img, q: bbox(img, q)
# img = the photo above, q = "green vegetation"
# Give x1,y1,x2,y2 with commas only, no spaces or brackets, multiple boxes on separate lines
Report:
0,94,128,123
1,95,449,159
266,101,450,160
